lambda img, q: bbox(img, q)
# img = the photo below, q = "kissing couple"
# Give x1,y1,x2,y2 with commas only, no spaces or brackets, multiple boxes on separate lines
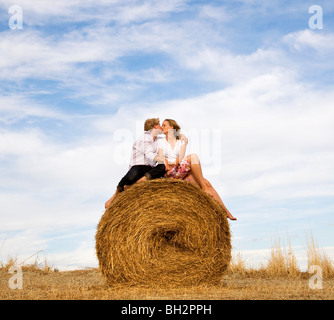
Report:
105,118,236,221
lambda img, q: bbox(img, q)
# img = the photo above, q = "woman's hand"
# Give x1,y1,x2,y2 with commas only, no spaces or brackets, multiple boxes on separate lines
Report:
166,164,173,172
180,134,188,144
164,159,172,172
164,159,176,172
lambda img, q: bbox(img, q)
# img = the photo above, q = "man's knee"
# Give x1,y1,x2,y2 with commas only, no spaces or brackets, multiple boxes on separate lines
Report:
118,167,142,189
146,164,166,180
156,164,166,175
156,163,165,170
126,171,140,183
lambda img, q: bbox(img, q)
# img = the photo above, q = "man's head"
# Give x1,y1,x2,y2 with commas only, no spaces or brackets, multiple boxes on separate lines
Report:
144,118,162,135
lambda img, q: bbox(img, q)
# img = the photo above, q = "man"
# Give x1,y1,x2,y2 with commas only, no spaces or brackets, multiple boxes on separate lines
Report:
105,118,167,209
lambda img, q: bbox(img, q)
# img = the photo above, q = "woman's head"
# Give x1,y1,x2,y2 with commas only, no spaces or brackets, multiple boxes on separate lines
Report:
162,119,181,139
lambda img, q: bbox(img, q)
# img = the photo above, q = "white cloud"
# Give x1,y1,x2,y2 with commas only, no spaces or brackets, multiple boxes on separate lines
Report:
142,71,334,201
0,0,188,25
0,19,196,104
178,46,286,85
0,29,112,80
283,29,334,52
0,94,63,124
198,4,232,22
3,3,303,106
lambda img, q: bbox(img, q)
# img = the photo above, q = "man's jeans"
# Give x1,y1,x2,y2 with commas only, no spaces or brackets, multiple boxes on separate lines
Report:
117,164,166,192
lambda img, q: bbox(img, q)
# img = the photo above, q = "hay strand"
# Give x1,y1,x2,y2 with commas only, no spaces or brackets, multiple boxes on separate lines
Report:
95,178,231,287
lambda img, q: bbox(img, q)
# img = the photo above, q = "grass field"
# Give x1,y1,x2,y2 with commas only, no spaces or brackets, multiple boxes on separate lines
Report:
1,236,333,300
1,266,333,300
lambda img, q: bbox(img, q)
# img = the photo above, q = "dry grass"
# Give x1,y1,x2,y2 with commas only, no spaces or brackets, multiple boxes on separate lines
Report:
229,235,334,280
307,234,334,278
1,236,333,300
1,265,333,300
258,238,300,278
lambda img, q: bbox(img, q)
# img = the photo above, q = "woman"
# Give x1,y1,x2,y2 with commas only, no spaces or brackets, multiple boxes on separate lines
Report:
158,119,237,221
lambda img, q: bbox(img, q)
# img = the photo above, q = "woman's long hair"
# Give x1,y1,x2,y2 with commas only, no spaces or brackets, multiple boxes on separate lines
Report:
164,119,181,140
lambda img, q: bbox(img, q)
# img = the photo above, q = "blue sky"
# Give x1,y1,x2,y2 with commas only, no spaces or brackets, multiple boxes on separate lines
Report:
1,0,334,270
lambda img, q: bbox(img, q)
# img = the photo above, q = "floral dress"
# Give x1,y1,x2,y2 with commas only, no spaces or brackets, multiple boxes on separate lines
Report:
157,137,191,181
165,158,191,181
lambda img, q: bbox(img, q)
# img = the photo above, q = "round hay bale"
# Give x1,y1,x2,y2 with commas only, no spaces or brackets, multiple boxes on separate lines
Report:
95,178,231,287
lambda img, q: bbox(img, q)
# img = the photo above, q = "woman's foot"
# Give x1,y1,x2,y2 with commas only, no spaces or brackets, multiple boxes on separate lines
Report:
202,186,237,221
226,211,237,221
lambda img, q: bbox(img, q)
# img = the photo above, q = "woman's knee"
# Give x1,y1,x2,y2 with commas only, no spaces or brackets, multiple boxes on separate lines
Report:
187,153,200,164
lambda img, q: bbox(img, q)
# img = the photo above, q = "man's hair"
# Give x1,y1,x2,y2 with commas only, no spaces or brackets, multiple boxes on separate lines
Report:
144,118,160,131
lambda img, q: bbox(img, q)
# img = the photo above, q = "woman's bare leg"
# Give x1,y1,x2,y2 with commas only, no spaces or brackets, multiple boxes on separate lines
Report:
185,154,209,191
186,173,200,186
203,179,237,220
185,154,237,220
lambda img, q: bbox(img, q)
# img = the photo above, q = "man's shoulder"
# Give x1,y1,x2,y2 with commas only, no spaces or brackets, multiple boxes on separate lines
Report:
134,131,153,144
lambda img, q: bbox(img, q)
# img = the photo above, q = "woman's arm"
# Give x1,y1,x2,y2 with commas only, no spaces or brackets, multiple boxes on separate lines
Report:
177,135,188,163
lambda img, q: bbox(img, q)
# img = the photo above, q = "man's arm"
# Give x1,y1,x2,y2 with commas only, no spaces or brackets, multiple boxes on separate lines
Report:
158,148,171,171
139,138,165,166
